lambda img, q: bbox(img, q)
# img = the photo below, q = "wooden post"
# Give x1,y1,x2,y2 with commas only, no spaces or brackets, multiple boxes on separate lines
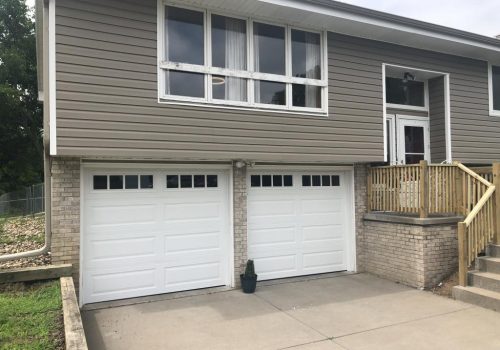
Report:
455,167,463,215
493,163,500,244
419,160,429,219
458,222,468,287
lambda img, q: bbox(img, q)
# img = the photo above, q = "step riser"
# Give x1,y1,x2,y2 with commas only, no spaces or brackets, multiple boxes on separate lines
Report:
487,245,500,258
469,274,500,293
453,288,500,312
479,259,500,274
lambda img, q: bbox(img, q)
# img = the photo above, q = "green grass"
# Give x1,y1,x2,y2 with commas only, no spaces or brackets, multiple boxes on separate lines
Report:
0,281,63,350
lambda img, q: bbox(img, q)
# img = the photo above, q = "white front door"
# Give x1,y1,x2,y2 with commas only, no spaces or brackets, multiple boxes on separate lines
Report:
81,167,230,305
396,116,430,164
247,170,353,281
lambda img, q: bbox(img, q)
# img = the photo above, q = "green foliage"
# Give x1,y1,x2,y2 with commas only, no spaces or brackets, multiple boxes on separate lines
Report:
0,0,43,195
244,259,256,278
0,281,63,350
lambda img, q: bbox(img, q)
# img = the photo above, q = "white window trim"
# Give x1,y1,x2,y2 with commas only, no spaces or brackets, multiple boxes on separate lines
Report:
488,63,500,117
385,79,429,112
157,1,329,115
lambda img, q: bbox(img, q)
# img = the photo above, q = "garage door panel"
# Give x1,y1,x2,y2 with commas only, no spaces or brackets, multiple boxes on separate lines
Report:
303,225,344,241
300,198,344,214
161,219,223,235
164,262,222,289
253,255,297,275
163,201,222,221
248,227,296,246
248,199,295,217
302,238,345,253
164,232,221,253
89,204,157,226
89,268,158,297
88,236,156,262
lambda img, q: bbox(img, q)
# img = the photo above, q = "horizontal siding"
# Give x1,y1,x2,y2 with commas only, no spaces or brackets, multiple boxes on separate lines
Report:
55,0,499,163
429,76,446,163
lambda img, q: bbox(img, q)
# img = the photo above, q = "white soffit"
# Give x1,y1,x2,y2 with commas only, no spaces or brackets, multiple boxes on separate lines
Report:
176,0,500,62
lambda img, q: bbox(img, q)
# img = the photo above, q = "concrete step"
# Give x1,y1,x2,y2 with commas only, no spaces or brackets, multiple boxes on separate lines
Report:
478,257,500,274
453,286,500,312
469,271,500,293
487,245,500,258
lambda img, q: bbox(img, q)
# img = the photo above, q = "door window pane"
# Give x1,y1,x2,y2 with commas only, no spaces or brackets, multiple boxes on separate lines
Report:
262,175,272,187
493,65,500,111
284,175,293,187
292,84,321,108
386,77,425,107
273,175,282,187
292,30,321,79
165,6,204,65
165,70,204,98
255,81,286,105
253,22,285,75
93,176,107,190
312,175,321,186
302,175,311,186
322,175,330,186
194,175,205,188
207,175,218,188
212,76,247,102
140,175,154,189
125,175,139,189
405,154,425,164
251,175,261,187
166,175,179,188
211,15,246,70
405,126,425,153
180,175,192,188
109,175,123,190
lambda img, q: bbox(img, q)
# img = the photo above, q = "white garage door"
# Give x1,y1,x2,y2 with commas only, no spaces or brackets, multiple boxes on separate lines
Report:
82,167,230,304
247,171,352,281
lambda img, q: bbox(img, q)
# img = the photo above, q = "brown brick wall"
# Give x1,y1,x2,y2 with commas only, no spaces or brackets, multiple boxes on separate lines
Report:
51,157,81,287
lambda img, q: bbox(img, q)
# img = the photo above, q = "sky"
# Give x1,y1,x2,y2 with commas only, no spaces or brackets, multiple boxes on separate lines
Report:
24,0,499,38
336,0,500,37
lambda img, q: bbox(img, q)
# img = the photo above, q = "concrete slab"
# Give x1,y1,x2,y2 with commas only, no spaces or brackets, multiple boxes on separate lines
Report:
82,273,499,350
334,307,500,350
83,289,324,350
256,274,470,338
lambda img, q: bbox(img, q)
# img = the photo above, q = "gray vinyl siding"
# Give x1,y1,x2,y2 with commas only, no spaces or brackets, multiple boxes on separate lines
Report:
429,77,447,163
54,0,499,164
54,0,383,163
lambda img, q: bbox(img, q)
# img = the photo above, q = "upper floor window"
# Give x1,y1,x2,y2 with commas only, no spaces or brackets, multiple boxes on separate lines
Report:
489,64,500,116
159,4,327,113
385,76,427,111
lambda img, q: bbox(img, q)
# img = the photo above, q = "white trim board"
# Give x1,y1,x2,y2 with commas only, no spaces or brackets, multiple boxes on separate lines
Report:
488,63,500,117
48,0,57,156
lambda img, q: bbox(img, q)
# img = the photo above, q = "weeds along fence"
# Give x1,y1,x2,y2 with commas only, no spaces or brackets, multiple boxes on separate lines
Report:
0,183,45,217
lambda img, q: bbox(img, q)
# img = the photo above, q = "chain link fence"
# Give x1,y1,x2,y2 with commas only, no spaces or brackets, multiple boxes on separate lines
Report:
0,184,45,217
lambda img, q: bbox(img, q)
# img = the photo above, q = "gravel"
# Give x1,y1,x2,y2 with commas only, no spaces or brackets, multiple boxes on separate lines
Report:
0,215,51,269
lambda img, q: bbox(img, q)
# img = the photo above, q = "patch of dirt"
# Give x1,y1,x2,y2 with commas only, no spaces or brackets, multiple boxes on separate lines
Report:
430,271,458,298
0,215,51,269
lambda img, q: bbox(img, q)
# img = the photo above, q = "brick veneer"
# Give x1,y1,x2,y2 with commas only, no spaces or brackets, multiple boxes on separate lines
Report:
233,165,248,287
51,157,81,287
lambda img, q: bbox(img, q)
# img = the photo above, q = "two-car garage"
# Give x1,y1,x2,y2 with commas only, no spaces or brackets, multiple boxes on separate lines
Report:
81,165,354,305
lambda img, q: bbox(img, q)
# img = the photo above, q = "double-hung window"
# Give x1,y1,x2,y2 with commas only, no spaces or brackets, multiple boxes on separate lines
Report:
489,64,500,116
159,4,327,113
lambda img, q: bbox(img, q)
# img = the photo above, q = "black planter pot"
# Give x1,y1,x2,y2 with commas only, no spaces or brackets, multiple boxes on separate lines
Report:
240,274,258,294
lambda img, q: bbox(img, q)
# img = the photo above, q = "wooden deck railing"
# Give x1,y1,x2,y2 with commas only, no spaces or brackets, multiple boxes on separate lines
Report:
368,161,500,287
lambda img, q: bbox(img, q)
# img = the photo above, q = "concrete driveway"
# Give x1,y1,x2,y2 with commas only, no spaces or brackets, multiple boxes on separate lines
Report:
82,273,500,350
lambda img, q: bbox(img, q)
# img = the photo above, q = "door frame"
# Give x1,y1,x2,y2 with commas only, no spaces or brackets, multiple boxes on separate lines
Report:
396,115,431,164
79,162,234,306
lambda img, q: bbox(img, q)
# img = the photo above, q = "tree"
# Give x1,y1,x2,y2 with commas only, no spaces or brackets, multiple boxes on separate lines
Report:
0,0,43,195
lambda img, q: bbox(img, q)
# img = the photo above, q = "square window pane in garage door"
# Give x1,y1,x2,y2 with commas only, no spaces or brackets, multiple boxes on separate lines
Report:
166,175,179,188
284,175,293,187
194,175,205,188
312,175,321,186
125,175,139,189
110,175,124,190
273,175,282,187
93,176,108,190
302,175,311,186
181,175,192,188
251,175,261,187
262,175,272,187
140,175,154,189
322,175,330,186
332,175,340,186
207,175,218,188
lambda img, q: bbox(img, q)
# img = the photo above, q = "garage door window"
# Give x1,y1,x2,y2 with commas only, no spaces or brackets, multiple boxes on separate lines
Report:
250,175,293,187
302,175,340,187
93,175,154,190
166,175,218,189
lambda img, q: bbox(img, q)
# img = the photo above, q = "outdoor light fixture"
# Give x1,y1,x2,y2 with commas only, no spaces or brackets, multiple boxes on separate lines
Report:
212,76,226,85
403,72,415,83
